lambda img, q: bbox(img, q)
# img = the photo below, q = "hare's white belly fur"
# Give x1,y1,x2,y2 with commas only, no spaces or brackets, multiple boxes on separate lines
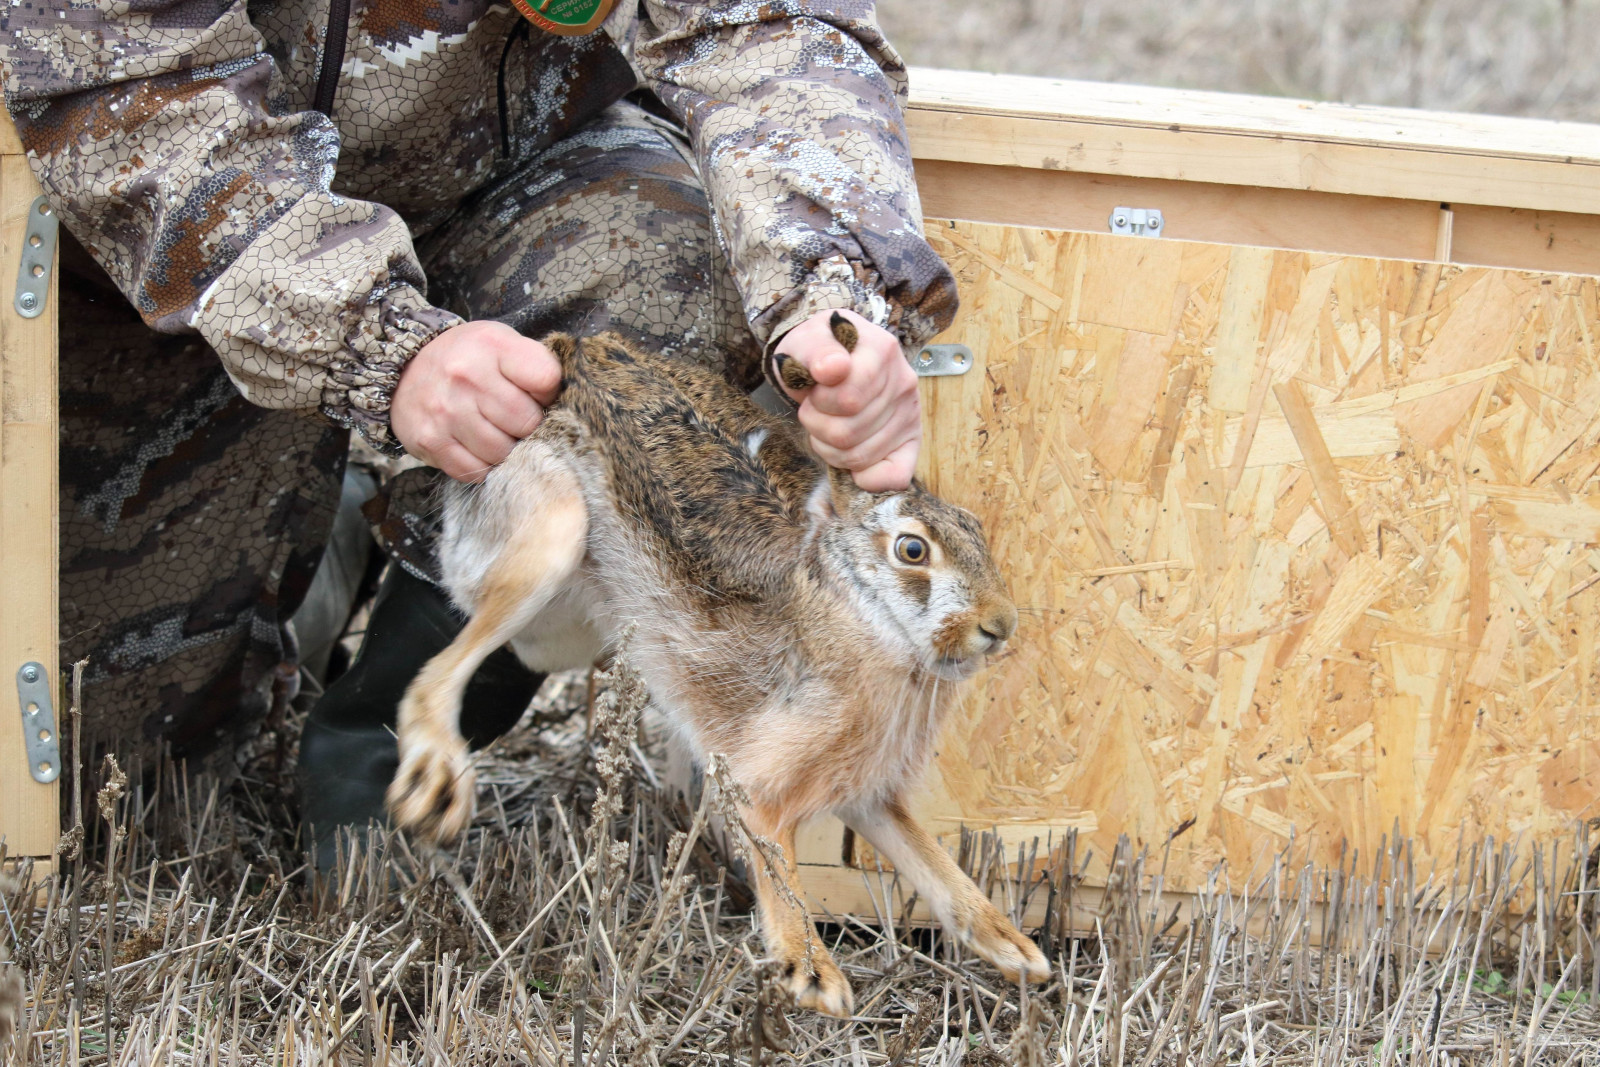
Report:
437,441,620,678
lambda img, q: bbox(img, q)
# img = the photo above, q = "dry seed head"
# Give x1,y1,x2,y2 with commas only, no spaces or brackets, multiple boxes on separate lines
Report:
97,754,128,839
561,953,584,986
665,830,688,869
55,823,83,862
605,839,630,881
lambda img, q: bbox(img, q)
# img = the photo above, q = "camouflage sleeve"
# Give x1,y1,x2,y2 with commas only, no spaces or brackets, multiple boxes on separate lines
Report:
0,0,460,454
612,0,957,359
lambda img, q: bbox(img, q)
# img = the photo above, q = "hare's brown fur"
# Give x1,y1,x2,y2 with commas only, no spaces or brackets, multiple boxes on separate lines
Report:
388,329,1047,1015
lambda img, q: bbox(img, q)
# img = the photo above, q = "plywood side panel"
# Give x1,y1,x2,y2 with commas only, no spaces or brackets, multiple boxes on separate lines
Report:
856,220,1600,896
0,140,60,862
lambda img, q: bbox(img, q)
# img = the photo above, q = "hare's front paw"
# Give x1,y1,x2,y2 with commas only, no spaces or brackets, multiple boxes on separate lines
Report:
963,906,1051,985
387,731,475,843
780,950,853,1017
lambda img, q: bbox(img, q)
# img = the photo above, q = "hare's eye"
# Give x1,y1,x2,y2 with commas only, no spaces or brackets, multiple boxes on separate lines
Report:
895,535,930,565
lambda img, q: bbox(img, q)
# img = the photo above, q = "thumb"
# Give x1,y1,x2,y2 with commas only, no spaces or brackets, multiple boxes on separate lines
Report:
776,343,851,401
797,344,852,389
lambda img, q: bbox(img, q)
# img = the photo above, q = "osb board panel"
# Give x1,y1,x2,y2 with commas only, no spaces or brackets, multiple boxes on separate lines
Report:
0,130,59,861
888,220,1600,895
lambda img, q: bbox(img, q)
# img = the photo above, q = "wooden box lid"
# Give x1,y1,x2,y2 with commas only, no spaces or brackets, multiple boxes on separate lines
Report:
907,69,1600,216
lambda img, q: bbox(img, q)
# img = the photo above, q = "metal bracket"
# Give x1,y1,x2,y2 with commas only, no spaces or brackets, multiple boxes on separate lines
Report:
912,343,974,377
1109,206,1164,237
16,662,60,784
14,196,59,319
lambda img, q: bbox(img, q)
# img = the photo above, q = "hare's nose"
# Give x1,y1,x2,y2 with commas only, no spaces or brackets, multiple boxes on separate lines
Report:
977,605,1017,648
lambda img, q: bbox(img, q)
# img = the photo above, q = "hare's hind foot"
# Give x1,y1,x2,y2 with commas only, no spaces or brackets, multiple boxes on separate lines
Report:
844,798,1051,986
388,684,475,843
389,470,589,845
955,901,1051,985
780,949,853,1017
744,809,855,1017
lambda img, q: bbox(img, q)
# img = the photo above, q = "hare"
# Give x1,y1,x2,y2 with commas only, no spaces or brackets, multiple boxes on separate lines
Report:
387,315,1050,1015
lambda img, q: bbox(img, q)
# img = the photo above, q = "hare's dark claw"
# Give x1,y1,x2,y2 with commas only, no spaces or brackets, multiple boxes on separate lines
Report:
387,717,474,843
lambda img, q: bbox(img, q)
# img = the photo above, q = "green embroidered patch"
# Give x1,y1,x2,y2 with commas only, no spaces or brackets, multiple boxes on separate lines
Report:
510,0,615,36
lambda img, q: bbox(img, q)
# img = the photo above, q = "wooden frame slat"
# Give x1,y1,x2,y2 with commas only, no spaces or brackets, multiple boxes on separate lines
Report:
0,114,60,870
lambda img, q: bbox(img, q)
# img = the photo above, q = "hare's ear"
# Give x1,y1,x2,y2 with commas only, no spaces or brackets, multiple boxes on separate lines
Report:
775,352,816,393
828,465,860,517
828,311,859,353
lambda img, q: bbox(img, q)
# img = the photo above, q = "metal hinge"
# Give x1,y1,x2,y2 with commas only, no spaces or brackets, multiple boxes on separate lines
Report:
912,343,974,377
1109,207,1164,237
14,196,59,319
16,662,61,784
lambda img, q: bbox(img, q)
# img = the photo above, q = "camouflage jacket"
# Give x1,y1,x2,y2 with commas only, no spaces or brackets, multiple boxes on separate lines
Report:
0,0,956,451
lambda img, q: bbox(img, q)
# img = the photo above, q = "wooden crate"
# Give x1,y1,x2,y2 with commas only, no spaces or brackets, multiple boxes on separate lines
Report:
793,71,1600,922
0,113,59,881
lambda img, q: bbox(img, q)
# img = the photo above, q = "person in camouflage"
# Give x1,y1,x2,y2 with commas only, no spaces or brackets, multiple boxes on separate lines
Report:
1,0,957,836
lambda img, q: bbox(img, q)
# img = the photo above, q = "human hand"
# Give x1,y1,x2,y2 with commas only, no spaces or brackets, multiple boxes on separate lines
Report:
774,309,921,492
390,320,562,483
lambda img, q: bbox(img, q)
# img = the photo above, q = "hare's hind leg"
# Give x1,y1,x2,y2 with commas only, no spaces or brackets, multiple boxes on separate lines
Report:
743,806,853,1017
845,797,1049,984
388,475,588,844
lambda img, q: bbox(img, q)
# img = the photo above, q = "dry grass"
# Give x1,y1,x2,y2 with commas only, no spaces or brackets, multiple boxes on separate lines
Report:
879,0,1600,122
4,660,1600,1064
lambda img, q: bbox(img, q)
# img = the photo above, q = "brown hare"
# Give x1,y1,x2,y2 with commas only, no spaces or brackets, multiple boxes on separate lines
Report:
387,316,1050,1015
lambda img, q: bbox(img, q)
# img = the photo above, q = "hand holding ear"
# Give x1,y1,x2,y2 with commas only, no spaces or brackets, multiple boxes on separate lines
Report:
774,309,921,492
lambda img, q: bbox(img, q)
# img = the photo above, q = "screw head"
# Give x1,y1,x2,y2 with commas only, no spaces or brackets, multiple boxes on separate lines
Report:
1148,216,1161,229
17,292,38,312
1113,214,1128,228
20,665,39,683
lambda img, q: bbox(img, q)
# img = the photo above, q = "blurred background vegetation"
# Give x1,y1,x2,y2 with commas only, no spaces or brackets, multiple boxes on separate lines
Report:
877,0,1599,121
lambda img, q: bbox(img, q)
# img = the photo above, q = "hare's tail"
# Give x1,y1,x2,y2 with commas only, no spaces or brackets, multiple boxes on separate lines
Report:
389,465,588,842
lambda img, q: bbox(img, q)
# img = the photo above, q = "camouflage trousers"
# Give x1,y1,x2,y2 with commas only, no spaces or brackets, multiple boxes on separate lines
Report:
61,101,761,764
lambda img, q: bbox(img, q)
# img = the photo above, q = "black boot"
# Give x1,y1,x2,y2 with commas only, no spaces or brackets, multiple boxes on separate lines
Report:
296,565,545,870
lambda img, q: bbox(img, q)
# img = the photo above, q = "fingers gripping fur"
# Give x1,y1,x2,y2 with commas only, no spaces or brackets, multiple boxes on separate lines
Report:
846,799,1050,985
388,485,588,843
745,811,853,1017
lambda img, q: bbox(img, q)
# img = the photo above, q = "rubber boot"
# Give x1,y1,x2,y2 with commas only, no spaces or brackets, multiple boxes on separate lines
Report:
297,565,545,870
